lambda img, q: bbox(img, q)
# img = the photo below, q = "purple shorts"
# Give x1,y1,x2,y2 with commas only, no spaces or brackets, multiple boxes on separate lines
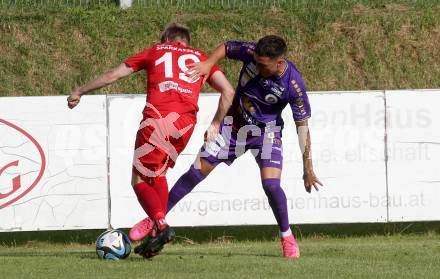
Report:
199,123,283,169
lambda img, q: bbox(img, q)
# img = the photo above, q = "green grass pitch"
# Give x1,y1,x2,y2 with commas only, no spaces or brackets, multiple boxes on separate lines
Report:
1,234,439,278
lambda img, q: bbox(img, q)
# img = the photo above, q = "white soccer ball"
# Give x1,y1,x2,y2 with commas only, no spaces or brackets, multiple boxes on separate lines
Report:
95,229,132,260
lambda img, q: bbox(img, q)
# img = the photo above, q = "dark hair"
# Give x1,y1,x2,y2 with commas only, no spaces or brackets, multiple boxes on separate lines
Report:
255,35,287,59
160,23,191,45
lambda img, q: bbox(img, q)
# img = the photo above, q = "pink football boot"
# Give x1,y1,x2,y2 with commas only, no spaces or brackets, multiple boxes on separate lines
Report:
129,217,156,241
281,235,300,258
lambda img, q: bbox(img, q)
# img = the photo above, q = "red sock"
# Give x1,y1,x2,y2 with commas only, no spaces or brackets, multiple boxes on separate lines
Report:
153,176,169,214
133,181,165,221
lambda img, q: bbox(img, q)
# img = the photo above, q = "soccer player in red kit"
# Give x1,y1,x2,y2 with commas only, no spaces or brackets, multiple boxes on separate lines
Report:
67,23,235,258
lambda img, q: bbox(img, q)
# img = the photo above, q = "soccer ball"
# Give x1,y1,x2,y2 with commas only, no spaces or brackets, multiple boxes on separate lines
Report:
95,229,132,260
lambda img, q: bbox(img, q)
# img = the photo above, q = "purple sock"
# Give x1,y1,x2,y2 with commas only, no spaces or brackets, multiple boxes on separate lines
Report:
167,165,206,212
262,178,290,232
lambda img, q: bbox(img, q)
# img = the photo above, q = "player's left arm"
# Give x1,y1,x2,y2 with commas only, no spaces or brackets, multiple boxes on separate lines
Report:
294,119,323,193
204,70,236,142
290,76,322,193
67,63,134,109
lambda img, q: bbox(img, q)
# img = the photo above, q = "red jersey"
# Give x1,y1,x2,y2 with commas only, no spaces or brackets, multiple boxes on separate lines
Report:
124,41,221,117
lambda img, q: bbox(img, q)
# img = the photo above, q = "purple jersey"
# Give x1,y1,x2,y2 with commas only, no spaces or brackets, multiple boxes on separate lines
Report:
224,41,311,130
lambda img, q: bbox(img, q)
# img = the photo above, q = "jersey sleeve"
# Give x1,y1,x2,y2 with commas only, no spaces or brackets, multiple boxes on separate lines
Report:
208,64,223,78
124,48,152,72
224,41,256,62
205,64,225,87
289,77,311,121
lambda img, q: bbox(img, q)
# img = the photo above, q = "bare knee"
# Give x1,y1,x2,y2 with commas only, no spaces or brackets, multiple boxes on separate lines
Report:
260,167,282,180
131,169,168,187
194,158,215,177
131,173,143,187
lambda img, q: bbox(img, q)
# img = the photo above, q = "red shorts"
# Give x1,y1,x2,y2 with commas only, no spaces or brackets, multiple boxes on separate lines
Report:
132,112,196,181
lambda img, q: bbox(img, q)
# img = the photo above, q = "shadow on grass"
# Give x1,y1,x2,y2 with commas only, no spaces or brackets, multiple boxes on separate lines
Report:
1,222,439,246
0,250,95,258
163,250,280,258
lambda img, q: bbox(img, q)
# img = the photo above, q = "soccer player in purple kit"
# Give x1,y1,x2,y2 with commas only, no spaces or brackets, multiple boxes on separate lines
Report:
143,35,323,258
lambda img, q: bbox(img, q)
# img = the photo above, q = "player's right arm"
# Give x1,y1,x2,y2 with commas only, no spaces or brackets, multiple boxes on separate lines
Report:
67,63,134,109
186,43,226,81
204,71,236,142
187,41,254,81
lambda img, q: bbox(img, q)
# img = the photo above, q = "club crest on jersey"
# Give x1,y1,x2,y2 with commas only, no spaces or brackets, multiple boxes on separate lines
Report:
265,93,279,104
